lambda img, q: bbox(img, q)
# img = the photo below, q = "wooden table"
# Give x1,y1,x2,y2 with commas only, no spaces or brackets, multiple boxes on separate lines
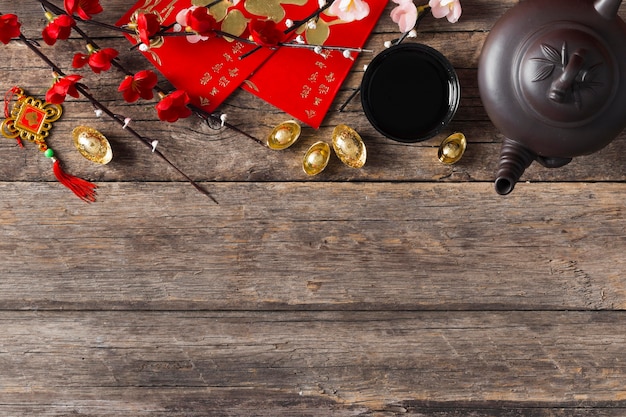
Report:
2,1,626,415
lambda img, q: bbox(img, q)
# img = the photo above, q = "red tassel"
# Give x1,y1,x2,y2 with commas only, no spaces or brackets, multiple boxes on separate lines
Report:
52,159,98,203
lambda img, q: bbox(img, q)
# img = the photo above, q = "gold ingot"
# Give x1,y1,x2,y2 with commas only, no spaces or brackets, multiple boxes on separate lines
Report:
267,120,301,150
438,132,466,164
302,141,330,176
331,124,366,168
72,126,113,164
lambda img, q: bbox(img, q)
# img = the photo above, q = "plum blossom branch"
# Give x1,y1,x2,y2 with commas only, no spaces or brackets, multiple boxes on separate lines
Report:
39,0,265,148
2,13,217,202
238,0,337,60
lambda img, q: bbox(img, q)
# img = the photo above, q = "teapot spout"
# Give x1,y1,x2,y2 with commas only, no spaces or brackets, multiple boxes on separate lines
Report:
594,0,622,19
495,138,536,195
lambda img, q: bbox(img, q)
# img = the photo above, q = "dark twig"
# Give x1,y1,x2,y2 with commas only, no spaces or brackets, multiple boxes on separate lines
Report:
39,0,135,33
239,0,336,60
39,0,267,149
16,31,218,203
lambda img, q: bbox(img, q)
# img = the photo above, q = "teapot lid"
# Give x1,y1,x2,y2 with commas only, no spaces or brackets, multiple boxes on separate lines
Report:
515,23,618,127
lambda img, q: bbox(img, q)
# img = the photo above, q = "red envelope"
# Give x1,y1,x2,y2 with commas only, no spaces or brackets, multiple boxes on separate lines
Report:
242,0,386,128
117,0,319,113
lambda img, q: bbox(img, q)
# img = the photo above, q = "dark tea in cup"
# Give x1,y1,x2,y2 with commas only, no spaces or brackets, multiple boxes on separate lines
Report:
361,43,460,143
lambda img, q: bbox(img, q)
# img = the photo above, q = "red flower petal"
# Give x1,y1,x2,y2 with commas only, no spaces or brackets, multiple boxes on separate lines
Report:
118,76,139,102
45,74,83,104
133,70,158,100
156,90,192,123
249,19,284,47
137,12,161,46
0,14,21,44
187,7,217,36
64,0,103,20
72,52,89,68
118,70,158,103
87,48,118,73
42,15,75,45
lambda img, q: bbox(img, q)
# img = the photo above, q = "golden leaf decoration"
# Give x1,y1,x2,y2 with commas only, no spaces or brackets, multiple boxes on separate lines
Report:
305,19,331,45
221,9,249,40
192,0,232,21
245,0,308,23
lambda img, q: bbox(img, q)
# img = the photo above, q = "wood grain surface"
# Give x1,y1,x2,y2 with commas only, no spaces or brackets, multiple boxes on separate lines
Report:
1,1,626,416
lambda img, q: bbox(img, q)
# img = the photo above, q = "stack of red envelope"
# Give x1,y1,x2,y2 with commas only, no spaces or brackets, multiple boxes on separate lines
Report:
117,0,385,128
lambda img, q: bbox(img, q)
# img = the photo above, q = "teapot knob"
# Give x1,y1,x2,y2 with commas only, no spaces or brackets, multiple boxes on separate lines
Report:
515,26,617,125
548,48,587,103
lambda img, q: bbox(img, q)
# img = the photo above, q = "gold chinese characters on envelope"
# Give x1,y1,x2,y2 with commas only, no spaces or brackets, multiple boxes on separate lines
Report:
118,0,385,128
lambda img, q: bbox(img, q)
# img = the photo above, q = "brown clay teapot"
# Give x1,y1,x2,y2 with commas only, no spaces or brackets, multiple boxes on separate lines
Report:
478,0,626,194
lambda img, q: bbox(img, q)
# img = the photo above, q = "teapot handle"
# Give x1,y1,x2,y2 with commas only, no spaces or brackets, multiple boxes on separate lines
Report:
594,0,622,19
548,49,587,103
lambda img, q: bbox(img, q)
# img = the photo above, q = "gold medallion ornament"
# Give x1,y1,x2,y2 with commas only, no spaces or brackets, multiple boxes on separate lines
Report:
1,87,98,202
1,87,62,148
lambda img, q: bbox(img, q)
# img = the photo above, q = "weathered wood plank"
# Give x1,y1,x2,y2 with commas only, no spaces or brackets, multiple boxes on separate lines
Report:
1,311,626,415
0,182,624,311
2,393,625,417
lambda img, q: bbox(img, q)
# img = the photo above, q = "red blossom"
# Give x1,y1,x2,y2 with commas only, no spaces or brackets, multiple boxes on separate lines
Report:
64,0,103,20
187,7,217,36
42,15,76,46
156,90,192,123
136,12,161,46
45,74,83,104
176,6,217,37
72,47,118,73
72,52,89,68
249,19,285,47
118,70,158,103
0,14,21,44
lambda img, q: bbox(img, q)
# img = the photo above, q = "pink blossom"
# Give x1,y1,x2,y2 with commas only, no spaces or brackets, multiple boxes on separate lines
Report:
328,0,370,22
390,0,417,33
429,0,462,23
